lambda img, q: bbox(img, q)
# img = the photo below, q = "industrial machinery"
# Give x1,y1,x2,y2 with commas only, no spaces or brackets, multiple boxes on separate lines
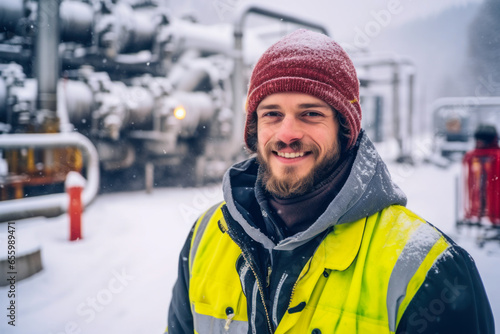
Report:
0,0,418,222
431,97,500,159
0,0,336,221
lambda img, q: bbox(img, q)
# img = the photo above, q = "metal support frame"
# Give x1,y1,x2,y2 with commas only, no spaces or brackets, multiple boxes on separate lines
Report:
431,96,500,117
431,96,500,152
353,55,416,164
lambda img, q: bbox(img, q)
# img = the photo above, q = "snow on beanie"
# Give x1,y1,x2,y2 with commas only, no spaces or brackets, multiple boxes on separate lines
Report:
245,29,362,152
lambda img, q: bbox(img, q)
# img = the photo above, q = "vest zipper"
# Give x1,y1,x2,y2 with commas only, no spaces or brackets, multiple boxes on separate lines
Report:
251,281,259,334
239,250,274,333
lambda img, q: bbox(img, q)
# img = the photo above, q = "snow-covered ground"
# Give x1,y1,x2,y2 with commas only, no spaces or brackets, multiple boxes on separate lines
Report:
0,143,499,333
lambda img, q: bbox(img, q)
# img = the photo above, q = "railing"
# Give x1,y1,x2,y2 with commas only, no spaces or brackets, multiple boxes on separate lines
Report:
0,132,99,222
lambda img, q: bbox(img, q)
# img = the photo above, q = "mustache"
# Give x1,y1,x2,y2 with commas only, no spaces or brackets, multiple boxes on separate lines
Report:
264,140,319,157
273,140,302,151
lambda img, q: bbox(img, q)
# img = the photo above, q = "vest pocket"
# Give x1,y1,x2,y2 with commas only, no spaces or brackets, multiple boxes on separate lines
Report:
193,301,249,334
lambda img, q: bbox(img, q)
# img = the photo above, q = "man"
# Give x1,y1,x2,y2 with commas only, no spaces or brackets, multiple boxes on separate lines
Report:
167,29,494,333
463,124,500,226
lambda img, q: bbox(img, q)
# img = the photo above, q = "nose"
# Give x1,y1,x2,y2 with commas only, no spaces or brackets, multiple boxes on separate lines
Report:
276,116,303,145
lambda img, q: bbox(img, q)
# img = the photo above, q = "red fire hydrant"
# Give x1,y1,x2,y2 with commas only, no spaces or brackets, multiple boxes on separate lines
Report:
65,172,86,241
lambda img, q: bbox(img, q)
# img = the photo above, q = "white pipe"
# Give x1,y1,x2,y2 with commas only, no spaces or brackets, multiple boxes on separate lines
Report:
431,96,500,114
57,81,74,133
431,96,500,132
0,132,99,222
352,54,414,68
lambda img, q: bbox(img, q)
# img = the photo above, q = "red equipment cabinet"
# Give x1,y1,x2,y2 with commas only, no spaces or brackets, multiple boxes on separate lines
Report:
463,148,500,225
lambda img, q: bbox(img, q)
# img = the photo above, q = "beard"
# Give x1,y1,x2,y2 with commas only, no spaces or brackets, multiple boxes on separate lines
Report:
257,139,340,199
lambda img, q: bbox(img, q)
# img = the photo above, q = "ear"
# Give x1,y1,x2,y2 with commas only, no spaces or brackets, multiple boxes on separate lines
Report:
246,112,259,152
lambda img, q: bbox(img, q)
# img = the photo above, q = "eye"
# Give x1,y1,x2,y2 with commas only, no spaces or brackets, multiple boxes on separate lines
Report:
303,111,324,118
261,111,282,118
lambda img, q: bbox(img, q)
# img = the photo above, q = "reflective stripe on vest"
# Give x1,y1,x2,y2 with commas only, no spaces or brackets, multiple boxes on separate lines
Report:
188,204,451,333
386,223,441,331
189,202,222,277
193,312,248,334
189,202,249,333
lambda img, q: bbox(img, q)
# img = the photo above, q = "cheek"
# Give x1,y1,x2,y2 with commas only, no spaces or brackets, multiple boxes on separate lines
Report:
314,130,338,152
257,127,273,148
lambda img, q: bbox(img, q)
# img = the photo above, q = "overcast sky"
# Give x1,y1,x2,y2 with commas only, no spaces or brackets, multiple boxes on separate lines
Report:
174,0,483,43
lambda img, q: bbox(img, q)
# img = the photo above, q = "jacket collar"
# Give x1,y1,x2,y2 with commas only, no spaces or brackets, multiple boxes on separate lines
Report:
322,216,366,271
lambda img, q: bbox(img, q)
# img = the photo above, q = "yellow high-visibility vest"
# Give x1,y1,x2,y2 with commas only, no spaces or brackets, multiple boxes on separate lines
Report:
188,203,450,334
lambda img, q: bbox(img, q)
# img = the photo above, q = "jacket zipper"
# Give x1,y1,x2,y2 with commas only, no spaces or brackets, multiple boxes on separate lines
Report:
272,272,288,327
239,249,274,333
221,208,274,333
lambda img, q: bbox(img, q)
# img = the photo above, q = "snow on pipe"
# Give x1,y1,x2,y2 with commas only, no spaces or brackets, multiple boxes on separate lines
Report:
231,4,329,157
0,132,99,222
165,20,234,56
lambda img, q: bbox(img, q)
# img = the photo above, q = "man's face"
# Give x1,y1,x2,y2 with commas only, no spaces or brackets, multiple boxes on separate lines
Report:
256,92,341,198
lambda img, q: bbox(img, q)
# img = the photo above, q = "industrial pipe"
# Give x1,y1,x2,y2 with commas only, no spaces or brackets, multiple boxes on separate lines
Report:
0,132,99,222
60,0,94,45
36,0,60,114
431,96,500,115
0,0,24,33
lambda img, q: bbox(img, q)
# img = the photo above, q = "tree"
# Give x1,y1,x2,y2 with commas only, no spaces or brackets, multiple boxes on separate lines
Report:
467,0,500,96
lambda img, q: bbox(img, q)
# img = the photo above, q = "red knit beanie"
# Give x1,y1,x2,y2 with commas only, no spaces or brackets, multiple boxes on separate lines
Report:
245,29,362,152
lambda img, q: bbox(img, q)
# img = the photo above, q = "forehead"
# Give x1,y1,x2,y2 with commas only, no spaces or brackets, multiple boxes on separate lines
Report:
257,92,332,111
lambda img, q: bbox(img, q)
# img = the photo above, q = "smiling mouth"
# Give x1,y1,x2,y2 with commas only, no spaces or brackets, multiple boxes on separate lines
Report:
273,151,310,159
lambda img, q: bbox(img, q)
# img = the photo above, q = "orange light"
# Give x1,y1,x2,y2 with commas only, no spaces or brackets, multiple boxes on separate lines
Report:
173,106,186,120
445,118,461,133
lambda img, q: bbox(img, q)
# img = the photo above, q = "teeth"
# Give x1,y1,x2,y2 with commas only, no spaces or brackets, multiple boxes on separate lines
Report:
277,152,305,159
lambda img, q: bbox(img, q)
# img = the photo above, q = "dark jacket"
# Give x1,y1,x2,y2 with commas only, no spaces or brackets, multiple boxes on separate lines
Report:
168,132,494,333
